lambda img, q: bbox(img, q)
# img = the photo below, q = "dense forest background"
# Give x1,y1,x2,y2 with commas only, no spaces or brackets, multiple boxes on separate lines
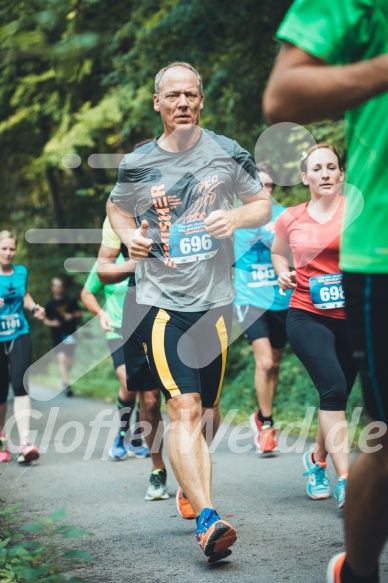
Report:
0,0,359,425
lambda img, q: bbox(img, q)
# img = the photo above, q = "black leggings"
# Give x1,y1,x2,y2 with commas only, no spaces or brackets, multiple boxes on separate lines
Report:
0,334,31,404
287,308,357,411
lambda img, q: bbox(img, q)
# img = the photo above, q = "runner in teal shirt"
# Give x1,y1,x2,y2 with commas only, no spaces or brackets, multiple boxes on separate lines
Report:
234,163,291,455
0,230,45,464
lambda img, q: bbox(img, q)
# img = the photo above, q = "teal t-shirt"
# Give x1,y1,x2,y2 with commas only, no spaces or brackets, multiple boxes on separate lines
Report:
0,265,29,341
234,205,291,310
83,256,128,340
277,0,388,273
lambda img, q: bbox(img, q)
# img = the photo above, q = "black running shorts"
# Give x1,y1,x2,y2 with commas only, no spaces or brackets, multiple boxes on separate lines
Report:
136,303,233,408
235,305,288,349
107,338,125,370
121,287,157,392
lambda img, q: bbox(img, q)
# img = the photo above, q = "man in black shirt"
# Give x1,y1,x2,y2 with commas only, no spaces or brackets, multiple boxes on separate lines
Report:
44,277,82,397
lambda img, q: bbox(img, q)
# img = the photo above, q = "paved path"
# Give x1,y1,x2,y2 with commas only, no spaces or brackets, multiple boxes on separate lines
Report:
2,386,388,583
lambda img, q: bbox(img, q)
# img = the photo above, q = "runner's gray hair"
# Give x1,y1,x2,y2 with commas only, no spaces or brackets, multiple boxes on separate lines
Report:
155,62,203,96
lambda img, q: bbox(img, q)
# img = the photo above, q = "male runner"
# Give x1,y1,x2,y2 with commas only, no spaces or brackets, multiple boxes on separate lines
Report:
107,61,271,562
81,227,150,461
263,3,388,582
97,217,167,500
44,277,82,396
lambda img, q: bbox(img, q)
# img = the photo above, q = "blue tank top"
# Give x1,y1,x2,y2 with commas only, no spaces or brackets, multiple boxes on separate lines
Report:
234,205,292,311
0,265,29,341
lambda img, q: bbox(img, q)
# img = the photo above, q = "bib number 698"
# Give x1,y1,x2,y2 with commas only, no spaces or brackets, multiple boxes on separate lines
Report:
320,285,345,302
180,234,212,255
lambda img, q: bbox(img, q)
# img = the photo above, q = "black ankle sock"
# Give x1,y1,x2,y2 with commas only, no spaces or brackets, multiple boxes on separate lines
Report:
258,410,273,427
117,397,135,433
132,406,142,437
341,558,379,583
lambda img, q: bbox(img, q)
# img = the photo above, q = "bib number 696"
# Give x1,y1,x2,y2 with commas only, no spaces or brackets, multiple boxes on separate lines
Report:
180,234,212,255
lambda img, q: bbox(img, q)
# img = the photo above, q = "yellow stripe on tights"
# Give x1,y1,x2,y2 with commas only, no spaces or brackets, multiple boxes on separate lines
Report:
152,309,181,399
213,315,228,406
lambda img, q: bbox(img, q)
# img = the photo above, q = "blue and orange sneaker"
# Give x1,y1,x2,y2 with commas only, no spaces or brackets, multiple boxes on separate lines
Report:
196,508,237,563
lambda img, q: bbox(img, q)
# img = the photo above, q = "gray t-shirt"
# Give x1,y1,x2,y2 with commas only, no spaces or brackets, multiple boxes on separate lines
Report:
110,129,262,311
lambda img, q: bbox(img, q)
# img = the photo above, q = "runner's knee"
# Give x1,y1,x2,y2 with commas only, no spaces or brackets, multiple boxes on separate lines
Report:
318,383,348,411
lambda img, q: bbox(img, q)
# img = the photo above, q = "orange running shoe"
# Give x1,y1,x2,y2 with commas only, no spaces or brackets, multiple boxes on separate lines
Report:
176,487,196,520
326,552,346,582
196,508,237,563
249,412,263,437
256,426,278,454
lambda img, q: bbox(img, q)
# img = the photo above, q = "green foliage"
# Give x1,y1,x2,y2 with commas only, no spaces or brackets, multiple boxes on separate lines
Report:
0,502,92,583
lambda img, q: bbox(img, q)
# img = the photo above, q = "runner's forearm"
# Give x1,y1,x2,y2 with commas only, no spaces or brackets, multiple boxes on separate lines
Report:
234,196,272,230
80,288,102,316
106,199,137,248
263,45,388,124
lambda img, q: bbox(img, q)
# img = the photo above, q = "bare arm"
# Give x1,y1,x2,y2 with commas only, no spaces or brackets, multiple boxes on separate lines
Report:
263,43,388,124
80,286,113,332
204,192,272,239
271,234,296,294
106,198,152,260
97,244,137,285
80,287,102,316
106,198,137,249
23,292,45,320
43,317,60,327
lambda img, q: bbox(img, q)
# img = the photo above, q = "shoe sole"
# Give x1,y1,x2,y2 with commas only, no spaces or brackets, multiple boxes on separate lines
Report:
108,448,127,461
207,548,232,564
256,450,278,458
17,450,40,464
256,444,278,456
202,523,237,557
326,552,346,583
175,489,195,520
145,492,170,501
302,452,330,500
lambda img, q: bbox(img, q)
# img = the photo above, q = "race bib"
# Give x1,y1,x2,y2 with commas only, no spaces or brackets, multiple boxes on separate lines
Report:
309,273,345,309
0,314,22,336
247,263,277,288
169,220,220,264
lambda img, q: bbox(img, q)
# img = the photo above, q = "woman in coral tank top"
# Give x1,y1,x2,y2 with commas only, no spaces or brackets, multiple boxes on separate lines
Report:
272,143,357,510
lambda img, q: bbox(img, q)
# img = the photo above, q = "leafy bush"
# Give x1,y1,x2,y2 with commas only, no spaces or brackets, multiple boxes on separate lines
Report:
0,502,92,583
